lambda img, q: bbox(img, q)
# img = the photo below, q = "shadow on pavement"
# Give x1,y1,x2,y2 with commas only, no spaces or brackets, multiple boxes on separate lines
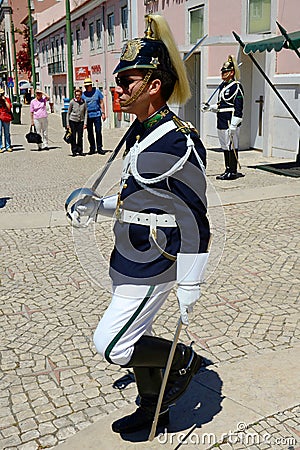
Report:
10,145,25,151
30,146,61,151
119,367,223,444
0,197,11,208
113,370,135,390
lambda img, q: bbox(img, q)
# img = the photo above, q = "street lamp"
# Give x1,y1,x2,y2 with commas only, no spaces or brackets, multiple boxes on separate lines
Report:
65,0,74,99
11,19,19,102
27,0,36,90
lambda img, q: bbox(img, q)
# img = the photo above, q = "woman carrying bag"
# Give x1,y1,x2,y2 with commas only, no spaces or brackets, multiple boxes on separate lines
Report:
0,88,13,153
30,89,50,150
66,88,87,156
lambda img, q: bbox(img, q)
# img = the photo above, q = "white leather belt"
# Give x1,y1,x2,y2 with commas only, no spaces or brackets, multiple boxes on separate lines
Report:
218,107,234,113
119,209,177,227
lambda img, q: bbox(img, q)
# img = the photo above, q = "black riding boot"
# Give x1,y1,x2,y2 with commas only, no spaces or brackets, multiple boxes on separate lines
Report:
131,336,202,403
220,150,238,180
216,151,230,179
112,336,202,433
112,367,169,433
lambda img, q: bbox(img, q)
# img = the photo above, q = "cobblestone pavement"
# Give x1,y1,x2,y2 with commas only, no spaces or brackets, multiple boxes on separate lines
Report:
0,109,299,449
207,405,300,450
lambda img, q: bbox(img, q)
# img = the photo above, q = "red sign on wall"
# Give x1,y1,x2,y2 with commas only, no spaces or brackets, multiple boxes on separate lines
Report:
112,88,121,112
75,66,89,80
91,64,101,74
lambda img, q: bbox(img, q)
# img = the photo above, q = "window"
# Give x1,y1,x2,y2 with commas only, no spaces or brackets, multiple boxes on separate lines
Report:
76,28,81,54
96,19,102,48
89,22,95,50
46,44,49,62
42,45,46,64
71,32,74,55
55,38,59,61
60,37,64,58
51,40,55,62
248,0,271,33
60,37,64,70
189,6,204,44
121,5,128,41
108,13,114,45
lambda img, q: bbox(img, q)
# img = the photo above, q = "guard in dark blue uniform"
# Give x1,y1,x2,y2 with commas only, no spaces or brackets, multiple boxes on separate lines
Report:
202,55,244,180
72,14,210,434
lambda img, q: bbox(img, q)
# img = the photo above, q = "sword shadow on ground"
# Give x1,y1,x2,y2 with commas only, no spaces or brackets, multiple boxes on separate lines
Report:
119,365,223,444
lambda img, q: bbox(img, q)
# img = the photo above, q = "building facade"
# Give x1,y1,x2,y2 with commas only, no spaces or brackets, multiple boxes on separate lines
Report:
1,0,299,158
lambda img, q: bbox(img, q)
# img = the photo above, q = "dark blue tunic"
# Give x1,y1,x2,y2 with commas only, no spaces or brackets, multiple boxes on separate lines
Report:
217,80,244,130
109,107,210,285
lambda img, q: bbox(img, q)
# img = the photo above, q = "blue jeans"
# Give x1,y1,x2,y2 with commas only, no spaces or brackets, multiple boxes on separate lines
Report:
87,115,102,152
0,120,11,149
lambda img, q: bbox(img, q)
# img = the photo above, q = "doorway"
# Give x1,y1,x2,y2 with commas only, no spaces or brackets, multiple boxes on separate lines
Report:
250,52,266,150
185,52,201,132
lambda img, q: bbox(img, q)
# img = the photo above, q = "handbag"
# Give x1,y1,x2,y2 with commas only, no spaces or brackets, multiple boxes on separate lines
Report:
26,125,42,144
63,129,72,144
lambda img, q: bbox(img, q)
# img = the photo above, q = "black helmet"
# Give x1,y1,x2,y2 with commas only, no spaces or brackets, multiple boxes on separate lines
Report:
113,37,177,79
221,58,235,72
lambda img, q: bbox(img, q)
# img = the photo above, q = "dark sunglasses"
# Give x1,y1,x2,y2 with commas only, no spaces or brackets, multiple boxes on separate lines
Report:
115,76,143,90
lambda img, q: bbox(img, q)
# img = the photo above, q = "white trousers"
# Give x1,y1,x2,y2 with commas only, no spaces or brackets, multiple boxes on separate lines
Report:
93,282,174,366
34,117,48,148
217,128,240,151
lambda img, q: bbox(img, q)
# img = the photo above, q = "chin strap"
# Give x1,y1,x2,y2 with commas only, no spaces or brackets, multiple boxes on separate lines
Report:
121,70,153,106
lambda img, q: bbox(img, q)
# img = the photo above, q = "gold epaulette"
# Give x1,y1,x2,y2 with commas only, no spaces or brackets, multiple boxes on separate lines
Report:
172,116,199,136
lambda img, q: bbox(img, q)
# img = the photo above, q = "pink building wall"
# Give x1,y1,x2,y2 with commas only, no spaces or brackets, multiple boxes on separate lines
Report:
276,0,299,74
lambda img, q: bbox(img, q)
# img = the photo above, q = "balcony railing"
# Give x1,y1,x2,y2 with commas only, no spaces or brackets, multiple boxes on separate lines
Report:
48,59,66,75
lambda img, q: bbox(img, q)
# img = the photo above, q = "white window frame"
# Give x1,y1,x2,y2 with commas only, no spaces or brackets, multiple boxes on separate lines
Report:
96,18,102,49
89,22,95,50
247,0,271,34
107,12,115,45
76,28,81,54
189,5,204,45
121,5,128,41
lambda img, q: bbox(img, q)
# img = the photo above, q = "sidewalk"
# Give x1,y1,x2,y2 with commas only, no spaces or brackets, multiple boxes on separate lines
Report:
0,109,299,450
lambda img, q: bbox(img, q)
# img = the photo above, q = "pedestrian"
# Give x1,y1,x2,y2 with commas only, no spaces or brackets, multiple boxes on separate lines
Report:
0,88,13,153
66,88,87,156
71,14,210,434
30,89,50,150
202,55,244,180
81,77,106,155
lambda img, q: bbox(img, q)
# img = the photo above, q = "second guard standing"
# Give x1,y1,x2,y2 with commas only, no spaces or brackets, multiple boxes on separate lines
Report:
202,55,244,180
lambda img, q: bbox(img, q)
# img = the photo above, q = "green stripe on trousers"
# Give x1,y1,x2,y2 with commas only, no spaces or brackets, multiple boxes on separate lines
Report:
104,285,155,364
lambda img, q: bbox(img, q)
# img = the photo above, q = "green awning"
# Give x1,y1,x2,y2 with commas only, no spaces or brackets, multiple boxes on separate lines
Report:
244,30,300,54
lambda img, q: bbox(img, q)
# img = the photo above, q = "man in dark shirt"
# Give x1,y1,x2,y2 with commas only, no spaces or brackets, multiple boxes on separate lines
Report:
82,78,106,155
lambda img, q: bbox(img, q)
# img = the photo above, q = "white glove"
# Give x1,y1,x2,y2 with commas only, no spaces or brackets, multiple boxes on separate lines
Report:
176,253,209,325
98,194,118,217
208,103,219,113
201,103,219,113
228,124,237,137
228,116,242,136
74,196,101,221
201,103,210,113
177,285,200,325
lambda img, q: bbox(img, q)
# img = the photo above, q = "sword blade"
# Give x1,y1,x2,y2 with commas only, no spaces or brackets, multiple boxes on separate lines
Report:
148,318,183,441
91,118,138,191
